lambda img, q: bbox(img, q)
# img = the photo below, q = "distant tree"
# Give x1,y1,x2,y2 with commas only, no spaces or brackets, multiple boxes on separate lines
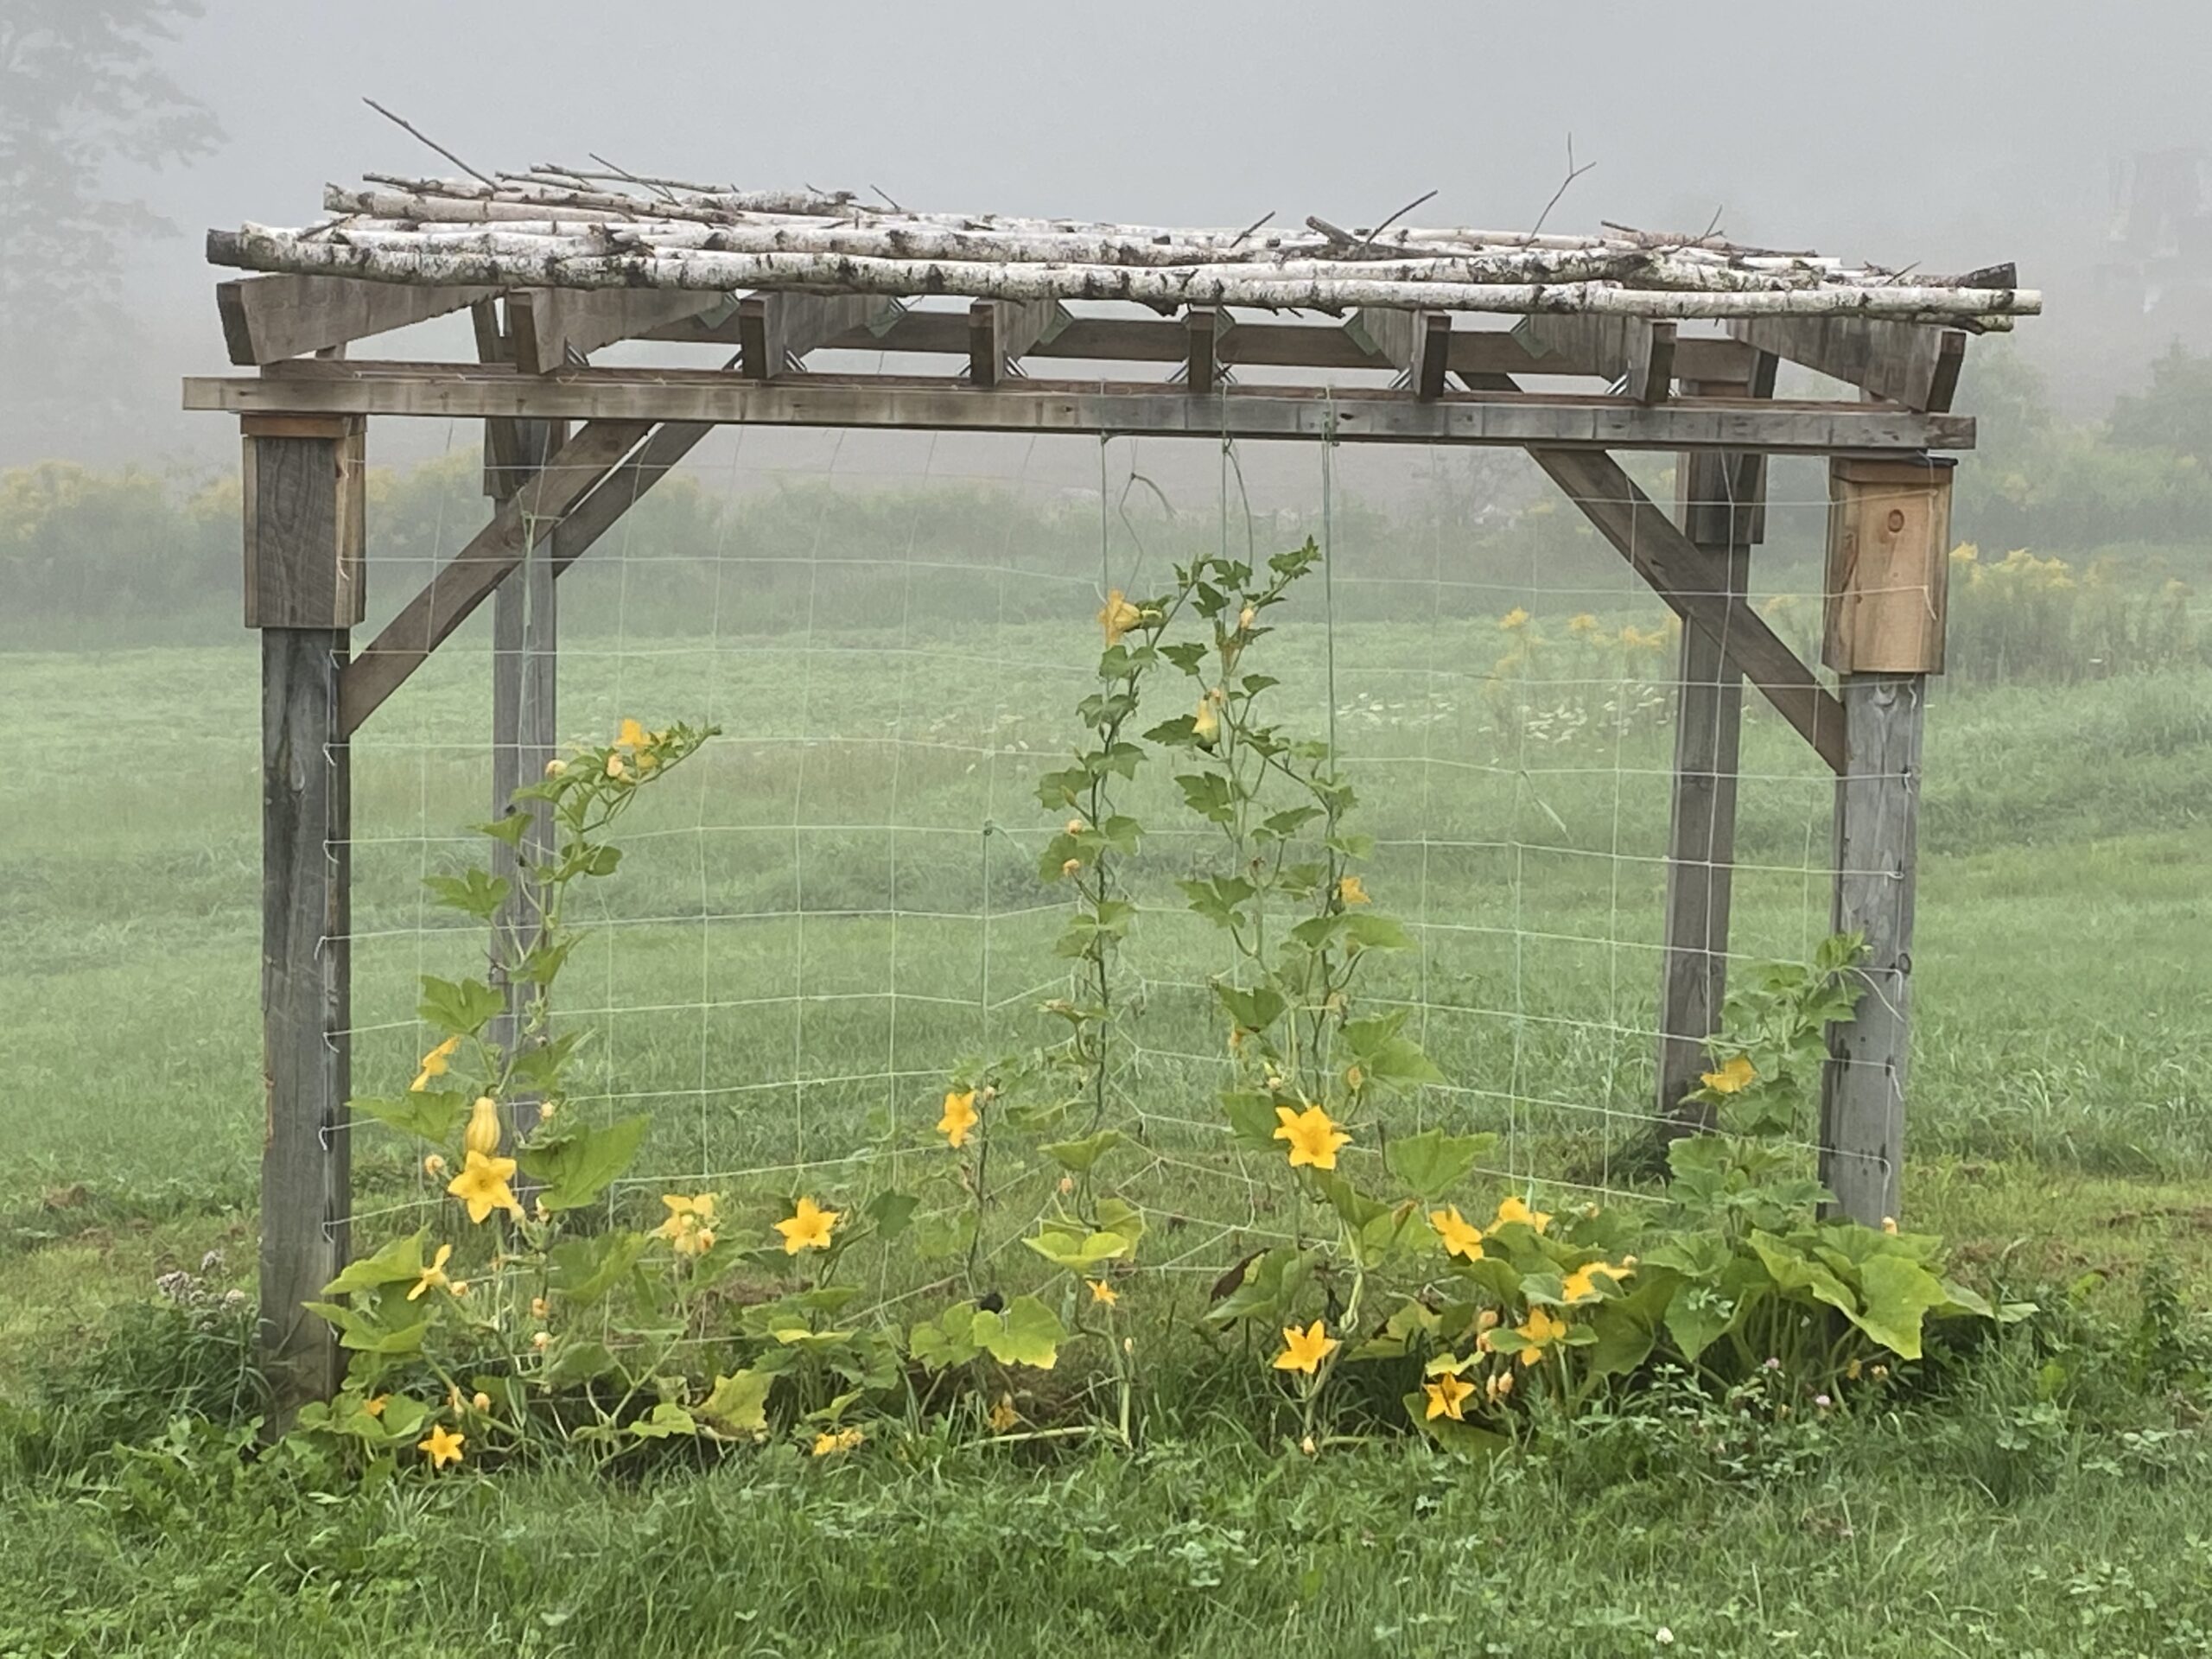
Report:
1952,341,2054,467
0,1,221,453
2107,342,2212,465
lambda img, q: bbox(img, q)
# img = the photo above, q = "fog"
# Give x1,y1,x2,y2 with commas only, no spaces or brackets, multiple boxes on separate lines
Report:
3,0,2208,469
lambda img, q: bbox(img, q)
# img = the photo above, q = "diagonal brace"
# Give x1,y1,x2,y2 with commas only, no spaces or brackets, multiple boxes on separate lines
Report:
1528,446,1845,773
339,418,650,734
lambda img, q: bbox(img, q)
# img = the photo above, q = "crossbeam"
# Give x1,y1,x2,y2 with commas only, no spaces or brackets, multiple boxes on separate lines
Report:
1529,447,1847,772
219,274,494,364
187,363,1973,454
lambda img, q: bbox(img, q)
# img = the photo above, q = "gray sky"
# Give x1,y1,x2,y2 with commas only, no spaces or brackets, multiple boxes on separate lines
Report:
70,0,2212,465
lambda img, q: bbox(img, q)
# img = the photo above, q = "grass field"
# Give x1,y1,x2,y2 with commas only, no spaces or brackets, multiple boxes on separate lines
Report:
3,609,2211,1656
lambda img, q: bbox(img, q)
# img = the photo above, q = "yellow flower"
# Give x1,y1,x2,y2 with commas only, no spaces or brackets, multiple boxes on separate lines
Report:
606,753,626,779
418,1424,465,1470
471,1391,492,1413
1568,613,1599,634
810,1426,866,1457
656,1192,718,1247
1273,1319,1339,1375
1273,1103,1351,1172
1491,1194,1552,1235
1192,695,1219,743
408,1243,454,1301
532,1330,552,1351
422,1154,447,1178
410,1034,460,1094
1487,1369,1515,1402
1060,857,1082,878
446,1149,524,1225
774,1196,841,1255
1700,1055,1757,1095
1499,607,1530,631
361,1394,390,1419
1881,1216,1899,1236
986,1395,1020,1433
1065,817,1085,836
1561,1260,1633,1302
543,757,568,778
1237,604,1257,631
463,1095,502,1159
1097,589,1143,645
1430,1205,1485,1262
1515,1305,1567,1366
1087,1277,1119,1306
1423,1371,1476,1421
617,717,650,750
810,1431,842,1457
1338,874,1370,906
530,1296,550,1319
1949,541,1980,565
937,1089,980,1149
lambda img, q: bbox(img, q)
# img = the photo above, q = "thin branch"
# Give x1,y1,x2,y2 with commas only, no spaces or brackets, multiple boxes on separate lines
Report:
589,150,680,207
869,183,906,214
1530,133,1596,235
1229,208,1276,249
361,98,494,188
1360,188,1438,255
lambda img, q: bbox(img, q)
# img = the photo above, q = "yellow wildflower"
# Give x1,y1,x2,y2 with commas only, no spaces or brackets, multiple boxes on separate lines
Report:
1429,1205,1485,1262
1487,1369,1516,1402
408,1242,455,1302
1568,613,1599,634
1097,589,1142,645
418,1424,465,1470
1491,1194,1552,1235
617,717,650,751
774,1196,841,1255
1087,1277,1119,1306
463,1095,502,1159
423,1154,447,1178
937,1089,980,1149
1515,1305,1567,1367
1499,607,1530,631
1701,1055,1757,1095
810,1426,866,1457
1193,695,1220,743
1273,1103,1351,1172
361,1394,390,1419
605,753,626,780
1273,1320,1339,1376
446,1149,524,1225
986,1395,1020,1433
1338,874,1370,906
410,1034,460,1094
1423,1371,1476,1421
656,1192,718,1249
1561,1260,1633,1303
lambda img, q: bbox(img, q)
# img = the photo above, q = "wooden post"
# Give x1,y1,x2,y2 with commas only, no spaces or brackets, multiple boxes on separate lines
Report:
1655,367,1770,1141
245,413,364,1410
1819,457,1952,1223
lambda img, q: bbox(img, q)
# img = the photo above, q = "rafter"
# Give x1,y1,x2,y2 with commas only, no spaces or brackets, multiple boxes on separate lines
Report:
217,274,493,365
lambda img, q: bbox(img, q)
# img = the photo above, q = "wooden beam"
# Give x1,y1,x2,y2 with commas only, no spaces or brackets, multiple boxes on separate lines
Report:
968,297,1068,386
1726,317,1967,410
258,627,351,1413
219,274,493,365
505,288,728,372
1821,673,1925,1224
1528,447,1847,772
188,364,1977,455
1518,315,1678,404
241,417,365,628
1185,307,1223,394
1415,313,1452,401
550,421,715,575
338,419,650,734
734,291,899,378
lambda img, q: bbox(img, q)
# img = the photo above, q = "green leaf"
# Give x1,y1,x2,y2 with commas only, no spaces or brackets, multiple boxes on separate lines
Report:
1343,913,1415,952
1307,1168,1389,1232
476,814,530,849
908,1302,982,1373
321,1230,429,1298
1748,1232,1859,1320
351,1092,467,1147
1341,1011,1446,1094
1173,772,1236,825
973,1295,1065,1370
1214,982,1287,1034
1384,1128,1494,1198
1580,1276,1670,1377
302,1301,429,1355
423,868,510,922
1850,1254,1950,1360
1093,1198,1147,1248
416,976,506,1039
863,1191,919,1240
546,1231,647,1306
518,1115,650,1211
628,1402,698,1440
1222,1090,1280,1148
1662,1284,1736,1363
1039,1130,1125,1173
546,1341,626,1388
1023,1228,1133,1270
584,844,623,877
1403,1394,1510,1458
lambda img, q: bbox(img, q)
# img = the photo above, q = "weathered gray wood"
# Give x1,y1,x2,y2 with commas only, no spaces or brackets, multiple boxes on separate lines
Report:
260,626,351,1411
506,287,728,372
219,274,495,365
1528,447,1847,772
1821,673,1925,1224
1518,315,1677,403
1726,317,1967,410
188,365,1976,455
1415,313,1452,401
1185,308,1223,395
658,308,1763,381
711,291,899,375
338,419,650,734
550,422,715,575
1654,382,1766,1137
967,297,1066,386
242,418,366,628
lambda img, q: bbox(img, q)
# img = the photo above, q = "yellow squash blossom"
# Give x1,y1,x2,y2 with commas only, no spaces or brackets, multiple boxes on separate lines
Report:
1192,696,1220,743
810,1426,866,1457
1499,607,1530,631
986,1395,1020,1433
1273,1103,1352,1172
408,1243,455,1301
1561,1260,1634,1303
446,1150,524,1225
1515,1305,1567,1367
1337,874,1370,906
605,753,626,779
1423,1371,1476,1421
656,1192,717,1239
418,1424,465,1470
422,1154,447,1178
617,717,650,750
1273,1320,1340,1376
1087,1277,1119,1306
774,1196,841,1255
1700,1055,1757,1095
361,1394,390,1419
462,1095,502,1159
411,1035,460,1094
1491,1193,1552,1235
1429,1205,1485,1262
1097,589,1143,645
1487,1369,1516,1402
937,1089,980,1149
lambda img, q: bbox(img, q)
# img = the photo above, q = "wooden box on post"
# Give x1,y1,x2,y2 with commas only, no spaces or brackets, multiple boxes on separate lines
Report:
242,414,366,629
1822,457,1953,676
243,411,362,1415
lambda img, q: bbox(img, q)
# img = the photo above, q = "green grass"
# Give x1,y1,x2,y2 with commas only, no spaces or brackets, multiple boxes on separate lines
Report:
3,624,2211,1656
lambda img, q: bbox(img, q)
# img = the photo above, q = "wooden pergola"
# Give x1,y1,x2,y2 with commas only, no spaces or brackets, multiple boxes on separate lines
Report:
185,164,2037,1402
